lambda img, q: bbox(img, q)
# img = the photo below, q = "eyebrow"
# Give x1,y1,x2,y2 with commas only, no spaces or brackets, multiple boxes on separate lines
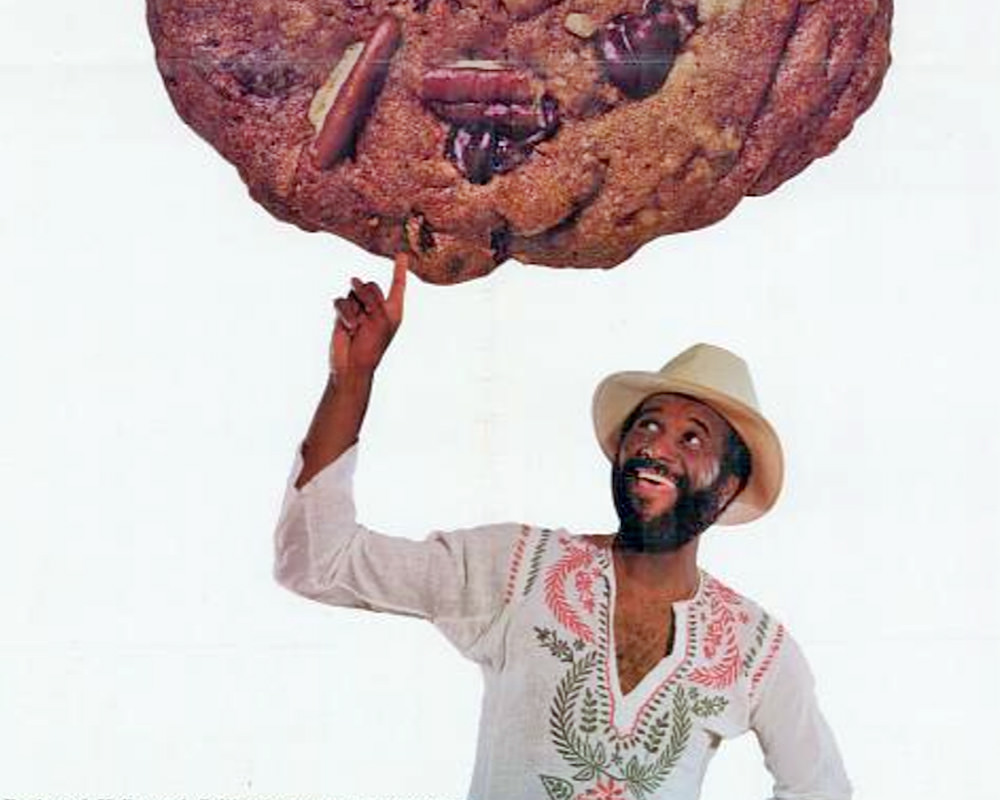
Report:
687,416,711,436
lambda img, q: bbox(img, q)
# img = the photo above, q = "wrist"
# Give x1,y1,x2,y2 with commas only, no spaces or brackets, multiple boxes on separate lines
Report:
328,365,375,394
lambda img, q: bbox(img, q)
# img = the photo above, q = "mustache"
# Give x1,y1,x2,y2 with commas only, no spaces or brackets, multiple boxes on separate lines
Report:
621,457,689,491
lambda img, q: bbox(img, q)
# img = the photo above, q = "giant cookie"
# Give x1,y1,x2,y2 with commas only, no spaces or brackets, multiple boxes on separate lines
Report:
149,0,893,283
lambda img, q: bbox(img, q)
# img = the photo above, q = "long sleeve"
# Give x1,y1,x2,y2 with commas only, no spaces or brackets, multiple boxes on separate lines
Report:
273,444,521,662
749,634,852,800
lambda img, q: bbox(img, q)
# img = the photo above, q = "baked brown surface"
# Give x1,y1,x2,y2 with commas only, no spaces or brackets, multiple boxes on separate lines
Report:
148,0,892,283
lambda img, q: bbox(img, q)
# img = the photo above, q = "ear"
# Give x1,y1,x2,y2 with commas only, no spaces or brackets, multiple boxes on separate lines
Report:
715,473,742,515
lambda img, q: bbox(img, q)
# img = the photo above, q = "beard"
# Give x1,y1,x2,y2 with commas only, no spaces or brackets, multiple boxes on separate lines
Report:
612,457,730,553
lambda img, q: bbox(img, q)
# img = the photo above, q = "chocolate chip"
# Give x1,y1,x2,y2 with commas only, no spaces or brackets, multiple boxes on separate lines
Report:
491,135,528,173
448,127,496,184
435,84,560,184
540,92,560,134
225,50,301,98
490,224,511,263
429,101,546,140
597,10,681,99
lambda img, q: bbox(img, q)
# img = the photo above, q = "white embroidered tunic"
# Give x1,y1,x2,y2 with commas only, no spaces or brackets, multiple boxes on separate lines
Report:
274,446,851,800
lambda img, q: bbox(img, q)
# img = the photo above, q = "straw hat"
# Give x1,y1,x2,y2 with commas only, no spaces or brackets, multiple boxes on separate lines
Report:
592,343,783,525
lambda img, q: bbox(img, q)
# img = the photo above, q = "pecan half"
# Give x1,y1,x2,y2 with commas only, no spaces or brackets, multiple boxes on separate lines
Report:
309,42,365,131
420,65,534,105
444,94,560,184
313,16,402,169
426,101,545,139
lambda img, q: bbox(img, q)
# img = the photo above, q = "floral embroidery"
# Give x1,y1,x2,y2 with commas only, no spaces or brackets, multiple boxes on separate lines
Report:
536,539,734,800
574,565,603,614
534,537,785,800
687,576,748,689
577,776,628,799
540,648,707,800
543,536,599,644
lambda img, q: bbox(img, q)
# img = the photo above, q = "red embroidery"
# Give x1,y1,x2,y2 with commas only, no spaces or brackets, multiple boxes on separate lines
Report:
575,776,626,800
751,624,786,693
573,565,603,614
503,525,532,604
544,537,597,644
688,577,745,689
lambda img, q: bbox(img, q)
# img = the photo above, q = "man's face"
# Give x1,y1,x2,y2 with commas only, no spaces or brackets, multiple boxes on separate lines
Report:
612,393,739,552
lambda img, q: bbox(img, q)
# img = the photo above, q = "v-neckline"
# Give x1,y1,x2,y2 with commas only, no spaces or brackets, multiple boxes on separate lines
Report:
604,554,702,711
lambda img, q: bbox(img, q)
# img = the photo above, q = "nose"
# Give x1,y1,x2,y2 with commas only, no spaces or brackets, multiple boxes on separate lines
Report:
637,438,681,467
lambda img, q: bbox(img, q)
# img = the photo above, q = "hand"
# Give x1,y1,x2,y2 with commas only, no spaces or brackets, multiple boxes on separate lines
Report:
330,252,408,378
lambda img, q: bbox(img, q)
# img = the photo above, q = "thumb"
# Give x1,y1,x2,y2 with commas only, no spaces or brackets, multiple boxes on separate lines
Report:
386,251,409,324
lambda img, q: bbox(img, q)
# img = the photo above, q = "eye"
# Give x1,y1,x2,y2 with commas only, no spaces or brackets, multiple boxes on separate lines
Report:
633,417,660,435
681,430,703,449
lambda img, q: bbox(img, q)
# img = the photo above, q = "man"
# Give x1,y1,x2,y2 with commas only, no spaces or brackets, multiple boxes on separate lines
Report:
274,254,851,800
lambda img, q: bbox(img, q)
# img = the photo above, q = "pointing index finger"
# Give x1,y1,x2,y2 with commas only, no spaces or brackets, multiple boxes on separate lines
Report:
386,252,409,320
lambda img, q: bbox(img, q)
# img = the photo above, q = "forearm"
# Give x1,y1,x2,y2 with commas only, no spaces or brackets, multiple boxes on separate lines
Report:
294,256,406,488
295,367,374,489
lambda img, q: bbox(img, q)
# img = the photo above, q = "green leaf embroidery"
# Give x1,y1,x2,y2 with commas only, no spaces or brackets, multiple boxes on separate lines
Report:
742,612,772,673
580,688,598,734
540,774,575,800
523,530,552,597
550,651,600,770
536,626,577,664
692,694,729,717
535,551,742,798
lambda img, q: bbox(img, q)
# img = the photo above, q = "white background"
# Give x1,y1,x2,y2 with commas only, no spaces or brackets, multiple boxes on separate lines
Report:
1,0,997,797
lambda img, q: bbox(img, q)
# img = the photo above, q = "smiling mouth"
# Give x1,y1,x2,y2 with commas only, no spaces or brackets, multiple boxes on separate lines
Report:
633,468,675,487
623,458,681,492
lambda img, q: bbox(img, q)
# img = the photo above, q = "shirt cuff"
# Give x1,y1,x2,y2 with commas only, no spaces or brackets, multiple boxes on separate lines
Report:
289,443,359,497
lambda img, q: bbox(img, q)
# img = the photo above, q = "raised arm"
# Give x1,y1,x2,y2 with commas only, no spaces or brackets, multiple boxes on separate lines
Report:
295,253,408,489
275,252,519,663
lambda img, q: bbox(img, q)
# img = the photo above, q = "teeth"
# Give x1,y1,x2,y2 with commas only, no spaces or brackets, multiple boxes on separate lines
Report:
635,469,673,486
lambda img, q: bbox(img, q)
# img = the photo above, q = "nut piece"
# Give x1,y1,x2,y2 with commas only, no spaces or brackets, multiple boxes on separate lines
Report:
313,16,402,169
404,213,436,253
309,42,365,131
444,94,560,185
427,101,545,138
564,12,598,39
421,64,534,105
697,0,745,22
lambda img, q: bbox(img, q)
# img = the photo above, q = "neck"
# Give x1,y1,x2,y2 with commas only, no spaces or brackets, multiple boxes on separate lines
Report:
612,535,700,601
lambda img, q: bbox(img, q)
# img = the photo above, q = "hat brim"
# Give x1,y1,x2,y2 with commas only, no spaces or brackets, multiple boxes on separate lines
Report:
592,372,784,525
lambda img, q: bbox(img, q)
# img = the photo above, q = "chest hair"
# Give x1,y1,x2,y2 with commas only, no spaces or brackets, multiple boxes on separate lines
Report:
613,598,676,696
